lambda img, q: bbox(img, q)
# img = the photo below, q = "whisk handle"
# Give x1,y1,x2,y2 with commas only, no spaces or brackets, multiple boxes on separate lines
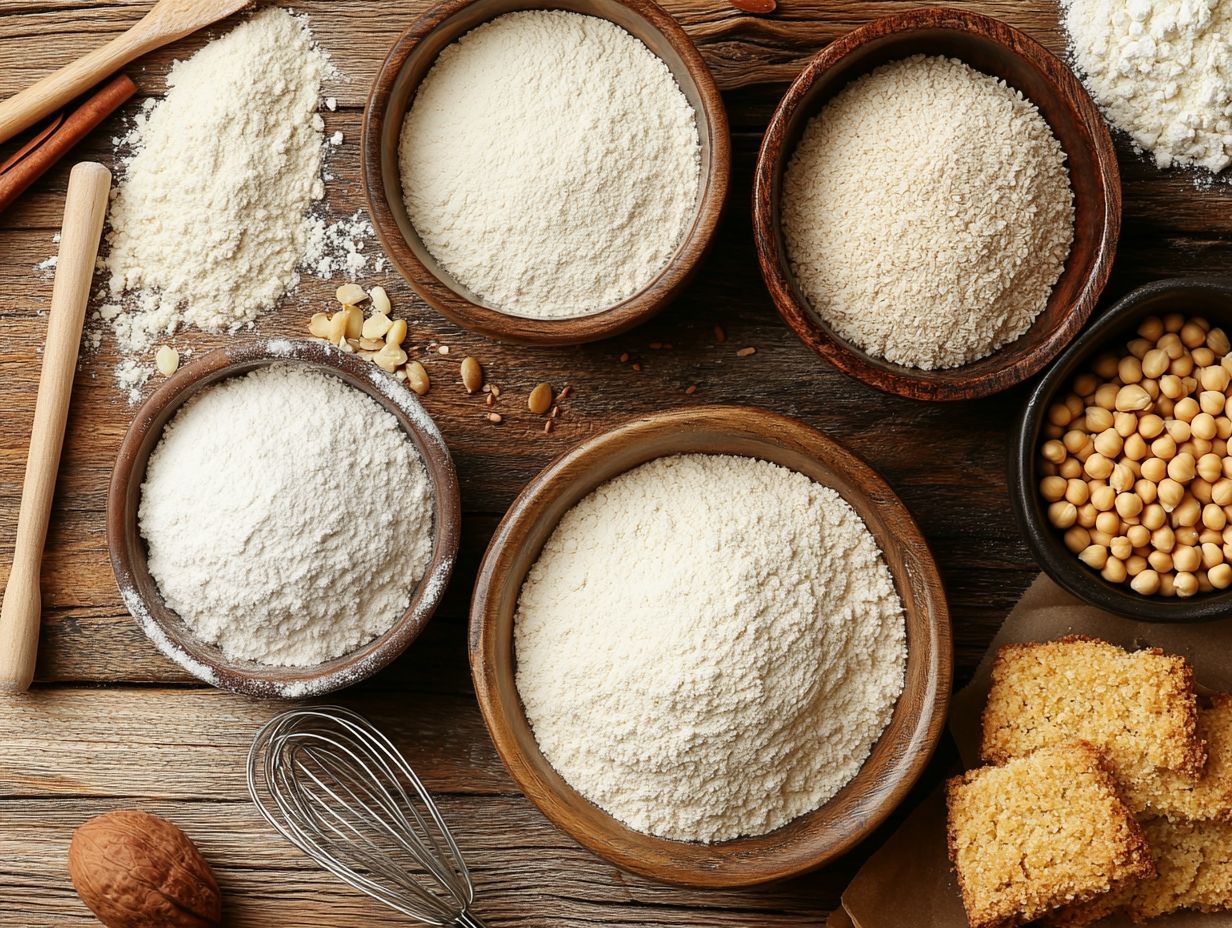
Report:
454,912,489,928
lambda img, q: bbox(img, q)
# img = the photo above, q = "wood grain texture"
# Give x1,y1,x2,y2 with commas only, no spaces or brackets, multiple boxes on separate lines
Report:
1,0,1232,923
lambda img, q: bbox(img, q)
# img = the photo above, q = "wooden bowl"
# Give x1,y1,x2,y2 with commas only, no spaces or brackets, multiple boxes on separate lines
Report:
469,406,951,886
1012,278,1232,622
106,339,461,698
362,0,730,346
752,7,1121,402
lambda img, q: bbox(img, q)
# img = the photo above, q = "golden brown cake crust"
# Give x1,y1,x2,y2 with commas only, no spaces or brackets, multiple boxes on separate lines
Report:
946,742,1155,928
980,636,1205,797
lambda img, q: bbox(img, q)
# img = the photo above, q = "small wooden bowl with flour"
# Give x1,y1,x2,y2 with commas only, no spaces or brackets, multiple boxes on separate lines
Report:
752,8,1121,401
106,340,461,698
362,0,730,345
469,406,952,887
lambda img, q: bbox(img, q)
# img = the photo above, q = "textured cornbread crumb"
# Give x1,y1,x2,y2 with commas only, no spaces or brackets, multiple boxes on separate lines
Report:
1144,695,1232,823
946,743,1154,928
1129,818,1232,921
980,636,1205,802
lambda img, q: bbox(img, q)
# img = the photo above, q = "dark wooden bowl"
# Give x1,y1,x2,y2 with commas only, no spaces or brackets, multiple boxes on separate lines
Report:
106,339,461,698
468,406,952,887
1012,278,1232,622
752,7,1121,402
363,0,731,346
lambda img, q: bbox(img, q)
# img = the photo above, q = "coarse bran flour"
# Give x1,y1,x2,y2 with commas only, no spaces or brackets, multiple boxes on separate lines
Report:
514,454,906,843
398,11,700,319
1062,0,1232,175
139,364,434,667
781,55,1074,371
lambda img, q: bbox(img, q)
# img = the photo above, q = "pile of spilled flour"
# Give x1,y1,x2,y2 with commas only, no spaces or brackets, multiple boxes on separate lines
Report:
1062,0,1232,176
514,454,906,843
139,364,435,669
93,7,380,399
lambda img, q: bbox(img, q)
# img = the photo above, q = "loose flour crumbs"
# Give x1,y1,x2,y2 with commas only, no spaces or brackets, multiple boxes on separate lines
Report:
398,11,700,319
514,453,906,843
1062,0,1232,175
781,54,1075,371
139,364,434,667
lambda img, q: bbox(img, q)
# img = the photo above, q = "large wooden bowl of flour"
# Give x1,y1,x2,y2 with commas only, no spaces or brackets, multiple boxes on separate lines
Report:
753,8,1120,401
106,340,461,699
469,406,951,887
362,0,730,346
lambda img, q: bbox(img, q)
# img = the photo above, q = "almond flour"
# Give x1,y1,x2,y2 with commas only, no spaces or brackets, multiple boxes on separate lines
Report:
514,453,906,843
782,54,1074,371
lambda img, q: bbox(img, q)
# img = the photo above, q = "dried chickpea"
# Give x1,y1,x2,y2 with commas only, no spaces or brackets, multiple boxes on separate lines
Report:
1143,349,1170,379
1172,354,1196,377
1210,328,1232,354
1090,529,1113,546
1152,434,1178,460
1131,570,1161,595
1118,356,1143,384
1205,503,1229,531
1202,391,1227,416
1127,338,1152,360
1214,479,1232,507
1142,457,1168,483
1126,524,1151,549
1110,463,1136,493
1159,478,1185,511
1149,550,1173,573
1199,453,1224,483
1093,353,1120,379
1160,573,1177,597
1085,454,1114,479
1142,503,1167,530
1211,563,1232,589
1174,545,1202,573
1079,545,1109,570
1139,316,1165,341
1048,403,1072,427
1091,485,1117,511
1103,558,1129,584
1175,497,1203,527
1160,374,1185,399
1175,397,1201,421
1126,555,1149,576
1111,536,1134,561
1094,383,1120,410
1042,440,1066,464
1086,406,1114,432
1095,511,1122,536
1166,418,1192,443
1095,429,1124,457
1177,525,1202,547
1074,372,1099,396
1077,504,1098,528
1066,479,1091,505
1193,478,1214,504
1064,526,1092,554
1182,321,1208,348
1060,458,1083,479
1175,571,1200,597
1203,542,1224,569
1168,453,1197,482
1152,524,1177,552
1124,434,1148,461
1134,479,1158,504
1115,493,1143,519
1116,384,1152,412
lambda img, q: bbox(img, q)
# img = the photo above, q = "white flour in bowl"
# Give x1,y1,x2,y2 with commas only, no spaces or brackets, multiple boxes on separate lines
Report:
514,453,906,843
398,10,700,319
781,54,1074,371
138,364,434,667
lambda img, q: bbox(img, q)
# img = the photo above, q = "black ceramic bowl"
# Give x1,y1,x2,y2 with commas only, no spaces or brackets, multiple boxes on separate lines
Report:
1012,278,1232,622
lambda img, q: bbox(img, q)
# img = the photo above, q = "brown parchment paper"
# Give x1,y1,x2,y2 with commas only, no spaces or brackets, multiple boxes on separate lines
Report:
840,574,1232,928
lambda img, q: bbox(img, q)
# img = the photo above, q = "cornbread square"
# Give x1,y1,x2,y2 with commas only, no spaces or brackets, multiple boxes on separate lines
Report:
1142,695,1232,823
946,743,1154,928
980,636,1205,802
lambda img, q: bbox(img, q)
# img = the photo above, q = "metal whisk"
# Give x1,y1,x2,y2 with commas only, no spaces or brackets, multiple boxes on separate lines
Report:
247,706,486,927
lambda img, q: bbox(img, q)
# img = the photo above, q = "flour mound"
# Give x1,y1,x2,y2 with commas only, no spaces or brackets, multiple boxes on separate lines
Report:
782,55,1074,371
104,8,328,345
139,365,434,667
514,454,906,843
398,10,700,319
1063,0,1232,174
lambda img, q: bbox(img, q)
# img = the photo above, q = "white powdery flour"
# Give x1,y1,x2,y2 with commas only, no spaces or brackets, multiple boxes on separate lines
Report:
514,454,906,843
399,11,700,319
1063,0,1232,174
101,9,335,382
139,365,434,667
782,55,1074,371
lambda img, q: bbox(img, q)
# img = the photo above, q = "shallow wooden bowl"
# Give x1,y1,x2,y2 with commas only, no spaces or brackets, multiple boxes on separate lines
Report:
469,406,951,886
752,7,1121,401
107,339,461,698
362,0,730,346
1013,278,1232,622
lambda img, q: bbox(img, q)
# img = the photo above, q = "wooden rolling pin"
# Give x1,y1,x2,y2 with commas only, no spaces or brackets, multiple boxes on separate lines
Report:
0,0,251,146
0,162,111,693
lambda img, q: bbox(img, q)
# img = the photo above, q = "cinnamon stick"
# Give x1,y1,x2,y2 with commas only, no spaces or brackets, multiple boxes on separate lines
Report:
0,73,137,215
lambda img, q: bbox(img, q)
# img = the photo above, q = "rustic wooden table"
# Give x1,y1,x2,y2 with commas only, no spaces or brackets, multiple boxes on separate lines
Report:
1,0,1226,924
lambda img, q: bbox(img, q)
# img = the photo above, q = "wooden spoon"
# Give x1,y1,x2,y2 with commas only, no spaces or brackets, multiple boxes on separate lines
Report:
0,162,111,693
0,0,251,146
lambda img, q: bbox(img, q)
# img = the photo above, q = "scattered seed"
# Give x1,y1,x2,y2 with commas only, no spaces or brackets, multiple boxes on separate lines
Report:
385,319,407,348
308,312,331,338
482,383,492,393
685,384,697,395
736,346,757,358
369,285,391,316
326,311,348,346
619,352,630,363
487,412,503,424
631,362,642,371
438,345,450,355
528,382,553,415
335,283,367,306
374,343,408,372
407,361,430,395
544,420,554,434
460,356,483,393
490,384,502,398
485,393,495,407
559,385,573,400
155,345,179,376
362,312,392,339
549,406,560,419
714,325,727,343
649,341,664,350
343,306,364,340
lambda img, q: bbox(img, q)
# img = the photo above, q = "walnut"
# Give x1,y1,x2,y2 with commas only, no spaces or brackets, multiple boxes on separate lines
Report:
68,810,222,927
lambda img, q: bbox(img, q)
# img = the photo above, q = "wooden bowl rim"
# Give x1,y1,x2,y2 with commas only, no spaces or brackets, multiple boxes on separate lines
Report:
1012,276,1232,622
751,5,1122,401
105,339,462,698
361,0,731,346
468,405,952,887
